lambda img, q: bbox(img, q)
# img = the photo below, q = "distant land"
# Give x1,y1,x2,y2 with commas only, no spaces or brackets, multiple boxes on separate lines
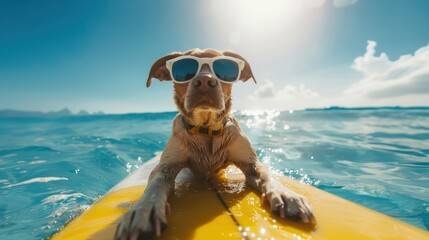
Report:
1,106,428,118
305,106,429,111
0,108,105,118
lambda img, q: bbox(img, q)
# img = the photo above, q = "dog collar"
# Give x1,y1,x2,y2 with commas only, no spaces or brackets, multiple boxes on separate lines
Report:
182,117,227,137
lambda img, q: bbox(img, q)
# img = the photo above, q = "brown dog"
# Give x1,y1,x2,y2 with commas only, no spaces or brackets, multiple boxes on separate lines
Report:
115,49,315,239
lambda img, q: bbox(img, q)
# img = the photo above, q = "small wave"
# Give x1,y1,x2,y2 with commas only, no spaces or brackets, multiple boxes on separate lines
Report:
0,146,60,160
2,177,68,188
29,160,47,165
47,204,90,221
342,183,391,198
41,192,87,204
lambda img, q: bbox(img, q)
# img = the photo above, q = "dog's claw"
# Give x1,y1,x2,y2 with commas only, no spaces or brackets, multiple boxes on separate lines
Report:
279,204,285,218
310,215,317,225
165,202,171,215
155,218,161,236
261,193,267,205
302,199,317,225
299,212,309,223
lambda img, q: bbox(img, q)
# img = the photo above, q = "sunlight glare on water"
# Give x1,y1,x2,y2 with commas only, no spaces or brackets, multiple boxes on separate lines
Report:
235,108,429,231
0,108,429,239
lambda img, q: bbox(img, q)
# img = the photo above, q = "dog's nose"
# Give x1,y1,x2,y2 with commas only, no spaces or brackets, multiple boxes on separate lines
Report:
192,74,218,90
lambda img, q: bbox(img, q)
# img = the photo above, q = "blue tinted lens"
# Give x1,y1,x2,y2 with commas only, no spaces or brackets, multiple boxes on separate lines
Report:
213,59,239,82
172,59,199,82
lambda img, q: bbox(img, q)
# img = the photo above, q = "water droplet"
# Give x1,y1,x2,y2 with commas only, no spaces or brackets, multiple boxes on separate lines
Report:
126,162,132,173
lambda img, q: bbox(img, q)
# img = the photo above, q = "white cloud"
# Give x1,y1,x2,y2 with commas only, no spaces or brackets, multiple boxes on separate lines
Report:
352,41,390,76
253,80,276,99
344,40,429,103
333,0,358,8
245,79,322,110
278,84,319,99
239,41,429,110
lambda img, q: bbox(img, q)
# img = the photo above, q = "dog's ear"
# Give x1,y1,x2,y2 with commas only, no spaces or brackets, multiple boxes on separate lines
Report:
223,51,256,83
146,52,183,87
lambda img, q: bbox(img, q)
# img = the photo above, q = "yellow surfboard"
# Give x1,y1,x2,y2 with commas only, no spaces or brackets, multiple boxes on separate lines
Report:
51,155,429,240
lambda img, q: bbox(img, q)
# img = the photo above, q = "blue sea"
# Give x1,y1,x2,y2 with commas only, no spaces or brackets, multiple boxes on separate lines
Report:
0,108,428,239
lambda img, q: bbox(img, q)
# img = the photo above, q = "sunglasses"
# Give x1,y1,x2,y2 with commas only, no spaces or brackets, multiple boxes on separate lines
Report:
166,56,245,84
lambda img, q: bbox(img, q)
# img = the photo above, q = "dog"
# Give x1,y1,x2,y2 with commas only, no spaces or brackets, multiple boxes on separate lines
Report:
115,49,316,239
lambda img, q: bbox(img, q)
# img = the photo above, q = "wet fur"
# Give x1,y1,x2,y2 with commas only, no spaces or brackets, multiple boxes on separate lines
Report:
115,49,315,240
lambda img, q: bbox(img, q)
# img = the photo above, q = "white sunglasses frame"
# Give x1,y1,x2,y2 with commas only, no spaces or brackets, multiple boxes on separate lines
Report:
166,56,245,84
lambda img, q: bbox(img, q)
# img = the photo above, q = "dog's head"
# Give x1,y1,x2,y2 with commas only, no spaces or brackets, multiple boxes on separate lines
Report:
146,49,256,125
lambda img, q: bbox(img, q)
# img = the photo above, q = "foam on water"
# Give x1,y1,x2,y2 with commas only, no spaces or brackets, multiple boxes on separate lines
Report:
0,108,428,239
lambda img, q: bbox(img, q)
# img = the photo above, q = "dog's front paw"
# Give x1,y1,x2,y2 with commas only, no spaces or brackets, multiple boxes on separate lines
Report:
114,201,170,240
263,186,316,225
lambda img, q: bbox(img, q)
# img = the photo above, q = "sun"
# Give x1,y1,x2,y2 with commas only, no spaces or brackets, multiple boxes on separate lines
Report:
204,0,326,59
209,0,305,41
236,0,304,34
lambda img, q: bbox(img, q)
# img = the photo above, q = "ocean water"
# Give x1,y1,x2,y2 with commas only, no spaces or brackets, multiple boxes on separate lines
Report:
0,108,428,239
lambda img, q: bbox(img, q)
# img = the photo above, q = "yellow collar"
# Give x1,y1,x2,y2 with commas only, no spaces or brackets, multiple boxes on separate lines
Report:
182,117,227,137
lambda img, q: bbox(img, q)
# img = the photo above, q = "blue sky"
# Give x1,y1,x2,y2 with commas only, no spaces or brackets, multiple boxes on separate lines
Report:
1,0,428,113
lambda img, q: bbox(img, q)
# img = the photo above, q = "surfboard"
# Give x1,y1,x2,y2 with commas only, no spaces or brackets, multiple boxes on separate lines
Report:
51,154,429,239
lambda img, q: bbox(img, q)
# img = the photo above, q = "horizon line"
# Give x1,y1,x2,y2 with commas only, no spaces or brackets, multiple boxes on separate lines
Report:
1,105,429,118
